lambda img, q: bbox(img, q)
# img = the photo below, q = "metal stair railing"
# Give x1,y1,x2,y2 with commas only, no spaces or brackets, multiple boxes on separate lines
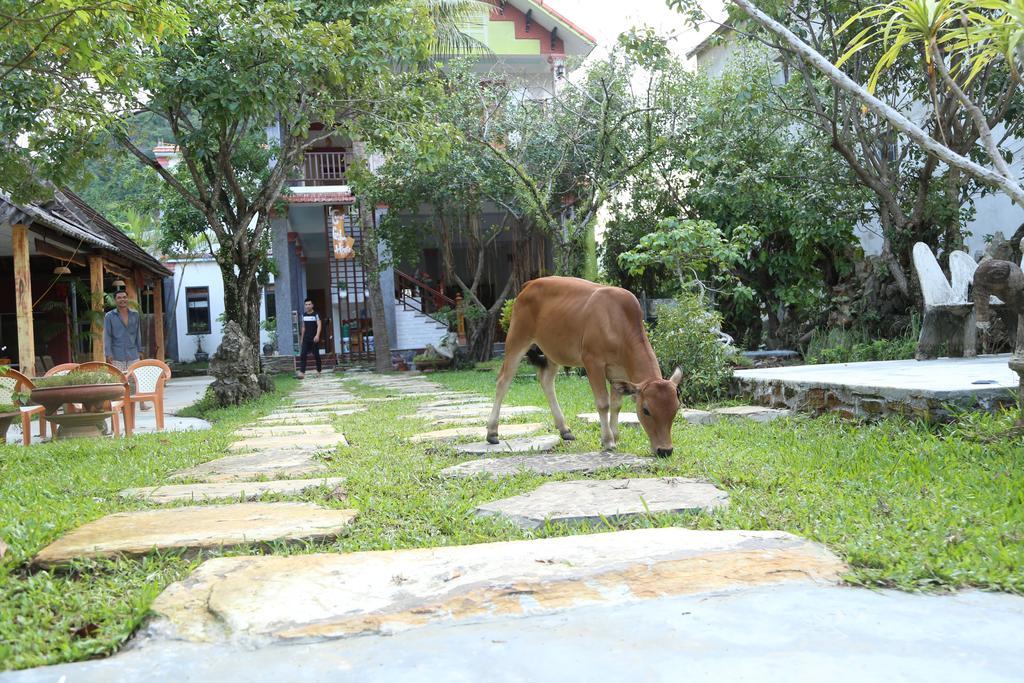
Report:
395,270,455,328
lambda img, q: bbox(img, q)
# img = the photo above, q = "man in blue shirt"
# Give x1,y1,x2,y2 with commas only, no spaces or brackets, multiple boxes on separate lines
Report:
104,290,142,370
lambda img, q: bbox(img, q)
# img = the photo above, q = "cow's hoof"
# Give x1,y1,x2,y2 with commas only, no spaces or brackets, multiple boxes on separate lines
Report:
486,433,500,445
560,430,576,441
601,443,616,452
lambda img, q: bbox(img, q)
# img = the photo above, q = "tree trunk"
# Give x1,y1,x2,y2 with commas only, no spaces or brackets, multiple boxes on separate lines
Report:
467,311,497,361
217,252,263,368
357,201,393,373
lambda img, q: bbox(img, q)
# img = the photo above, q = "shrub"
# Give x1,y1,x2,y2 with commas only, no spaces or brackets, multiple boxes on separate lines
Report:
499,297,515,333
804,322,918,365
648,294,735,404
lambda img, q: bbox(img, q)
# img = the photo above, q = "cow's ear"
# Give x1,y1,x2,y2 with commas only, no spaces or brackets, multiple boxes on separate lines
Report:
611,380,641,396
668,367,683,386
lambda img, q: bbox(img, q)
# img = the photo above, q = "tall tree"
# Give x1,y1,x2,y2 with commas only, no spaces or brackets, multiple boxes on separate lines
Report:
0,1,186,196
476,34,680,277
110,0,448,389
673,0,1024,303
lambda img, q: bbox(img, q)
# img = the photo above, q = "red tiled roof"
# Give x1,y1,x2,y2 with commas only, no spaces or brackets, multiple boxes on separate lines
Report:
285,192,355,205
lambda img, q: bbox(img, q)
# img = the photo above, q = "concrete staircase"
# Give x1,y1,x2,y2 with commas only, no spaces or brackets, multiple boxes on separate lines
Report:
394,298,449,351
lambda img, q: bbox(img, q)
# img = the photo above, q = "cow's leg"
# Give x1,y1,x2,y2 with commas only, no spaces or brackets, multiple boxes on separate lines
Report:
607,385,623,450
487,331,533,444
584,360,613,450
538,361,574,440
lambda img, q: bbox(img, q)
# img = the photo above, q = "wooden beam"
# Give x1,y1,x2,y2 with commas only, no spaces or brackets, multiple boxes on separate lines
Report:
12,224,35,376
34,240,87,267
101,259,133,279
89,255,105,362
153,278,165,361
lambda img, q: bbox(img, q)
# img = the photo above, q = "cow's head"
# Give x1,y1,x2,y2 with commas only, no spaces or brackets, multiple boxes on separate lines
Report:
614,368,683,457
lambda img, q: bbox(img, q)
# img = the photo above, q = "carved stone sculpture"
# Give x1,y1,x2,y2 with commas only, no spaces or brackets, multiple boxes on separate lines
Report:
974,258,1024,422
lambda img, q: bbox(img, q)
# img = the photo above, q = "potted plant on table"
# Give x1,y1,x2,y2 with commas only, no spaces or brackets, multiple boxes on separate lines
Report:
29,370,126,439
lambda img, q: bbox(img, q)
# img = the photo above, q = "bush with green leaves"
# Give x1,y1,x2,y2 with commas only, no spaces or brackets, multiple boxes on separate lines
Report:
648,295,735,404
499,297,516,333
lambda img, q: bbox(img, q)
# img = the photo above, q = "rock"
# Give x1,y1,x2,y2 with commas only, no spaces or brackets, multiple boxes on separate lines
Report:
147,528,844,644
409,423,545,443
441,451,651,478
170,449,329,483
476,477,728,529
209,322,261,407
234,425,339,438
34,503,358,567
119,478,346,504
454,435,561,455
578,412,640,425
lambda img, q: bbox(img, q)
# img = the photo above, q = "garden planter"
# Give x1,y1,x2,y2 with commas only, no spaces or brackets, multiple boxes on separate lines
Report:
30,383,125,416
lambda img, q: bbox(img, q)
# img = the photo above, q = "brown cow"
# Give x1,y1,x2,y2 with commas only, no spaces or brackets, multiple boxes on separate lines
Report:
488,276,682,456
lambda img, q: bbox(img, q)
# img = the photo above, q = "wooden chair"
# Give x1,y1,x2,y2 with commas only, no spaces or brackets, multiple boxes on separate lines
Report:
125,359,172,431
0,368,46,446
75,362,133,437
38,363,80,439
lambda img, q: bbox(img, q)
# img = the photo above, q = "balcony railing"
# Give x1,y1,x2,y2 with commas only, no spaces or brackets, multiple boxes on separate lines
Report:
290,151,352,187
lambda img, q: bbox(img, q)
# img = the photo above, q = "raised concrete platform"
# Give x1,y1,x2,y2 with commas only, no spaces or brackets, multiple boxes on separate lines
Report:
734,354,1019,420
13,586,1024,682
33,503,357,567
476,477,729,529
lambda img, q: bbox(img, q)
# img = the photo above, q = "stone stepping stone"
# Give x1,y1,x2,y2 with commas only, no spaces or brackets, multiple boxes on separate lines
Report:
234,425,339,438
170,449,328,483
416,405,541,420
712,406,792,422
578,412,641,425
119,477,346,504
454,435,561,455
476,477,728,529
34,502,357,567
419,396,490,409
258,411,361,425
442,451,650,479
680,408,717,425
228,433,347,452
148,528,844,644
409,423,545,444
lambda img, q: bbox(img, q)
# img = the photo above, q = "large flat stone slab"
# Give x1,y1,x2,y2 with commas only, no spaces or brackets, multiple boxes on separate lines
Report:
119,478,346,504
441,451,651,478
34,503,358,567
228,433,347,452
419,396,491,409
146,528,843,644
476,477,728,529
170,449,328,483
680,408,717,425
454,435,561,455
712,406,792,422
408,423,545,443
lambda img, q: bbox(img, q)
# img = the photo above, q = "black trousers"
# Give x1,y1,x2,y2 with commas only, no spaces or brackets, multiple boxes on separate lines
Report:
299,337,321,373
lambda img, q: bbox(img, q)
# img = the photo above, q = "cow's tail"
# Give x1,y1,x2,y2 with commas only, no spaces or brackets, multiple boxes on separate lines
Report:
525,344,548,369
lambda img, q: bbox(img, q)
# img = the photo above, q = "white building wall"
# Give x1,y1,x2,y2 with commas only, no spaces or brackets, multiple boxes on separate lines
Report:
168,258,274,362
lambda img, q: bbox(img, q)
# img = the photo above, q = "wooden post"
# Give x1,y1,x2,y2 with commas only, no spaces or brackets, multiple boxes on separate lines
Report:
12,224,35,376
89,255,105,362
154,279,165,361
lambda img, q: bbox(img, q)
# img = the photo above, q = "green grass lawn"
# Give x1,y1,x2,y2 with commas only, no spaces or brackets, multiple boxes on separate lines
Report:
1,367,1023,671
